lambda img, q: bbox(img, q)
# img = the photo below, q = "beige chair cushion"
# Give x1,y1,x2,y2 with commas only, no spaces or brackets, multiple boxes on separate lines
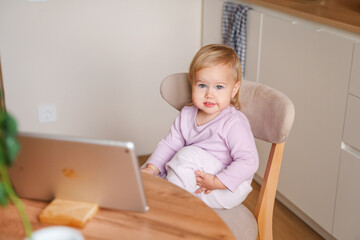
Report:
214,205,258,240
160,73,295,144
160,73,192,111
240,80,295,143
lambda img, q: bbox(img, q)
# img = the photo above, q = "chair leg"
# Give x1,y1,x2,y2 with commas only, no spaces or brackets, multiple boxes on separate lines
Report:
255,142,285,240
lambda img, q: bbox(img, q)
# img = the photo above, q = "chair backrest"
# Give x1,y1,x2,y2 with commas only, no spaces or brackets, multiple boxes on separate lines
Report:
160,73,295,240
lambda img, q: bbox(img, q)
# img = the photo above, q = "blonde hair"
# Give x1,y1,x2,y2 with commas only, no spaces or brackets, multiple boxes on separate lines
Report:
189,44,242,110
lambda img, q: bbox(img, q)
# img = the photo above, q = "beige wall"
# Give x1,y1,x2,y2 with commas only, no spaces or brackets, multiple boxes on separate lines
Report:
0,0,202,155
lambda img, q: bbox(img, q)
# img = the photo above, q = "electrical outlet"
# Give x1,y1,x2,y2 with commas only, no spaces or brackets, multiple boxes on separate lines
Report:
38,105,56,123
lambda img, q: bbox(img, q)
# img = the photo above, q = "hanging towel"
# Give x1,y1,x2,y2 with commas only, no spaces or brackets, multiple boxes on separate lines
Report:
222,2,251,77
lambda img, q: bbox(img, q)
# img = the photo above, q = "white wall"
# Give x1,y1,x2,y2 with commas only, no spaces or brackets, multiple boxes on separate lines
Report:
0,0,202,155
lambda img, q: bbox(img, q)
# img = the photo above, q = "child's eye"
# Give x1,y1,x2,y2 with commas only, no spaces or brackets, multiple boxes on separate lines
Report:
216,85,224,90
199,84,206,88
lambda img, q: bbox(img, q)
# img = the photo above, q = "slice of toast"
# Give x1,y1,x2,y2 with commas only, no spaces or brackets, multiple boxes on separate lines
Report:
39,198,98,228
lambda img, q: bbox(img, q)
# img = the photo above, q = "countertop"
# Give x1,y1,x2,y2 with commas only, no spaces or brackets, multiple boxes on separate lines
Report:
241,0,360,35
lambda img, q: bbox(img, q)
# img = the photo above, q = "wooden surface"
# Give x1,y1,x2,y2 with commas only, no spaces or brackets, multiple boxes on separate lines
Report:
241,0,360,34
243,181,324,240
141,155,324,240
0,173,235,240
39,199,99,228
255,142,285,240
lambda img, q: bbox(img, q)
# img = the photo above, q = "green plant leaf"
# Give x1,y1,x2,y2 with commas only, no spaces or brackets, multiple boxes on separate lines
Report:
0,147,5,165
0,110,5,121
4,137,19,166
3,113,17,136
0,111,5,137
0,181,9,206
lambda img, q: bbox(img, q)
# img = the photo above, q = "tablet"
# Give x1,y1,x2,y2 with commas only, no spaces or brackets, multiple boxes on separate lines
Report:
9,132,149,212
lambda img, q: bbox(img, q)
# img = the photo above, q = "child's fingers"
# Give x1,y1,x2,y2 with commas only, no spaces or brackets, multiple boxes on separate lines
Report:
141,167,155,175
195,187,207,194
195,172,204,186
195,170,205,177
196,177,207,188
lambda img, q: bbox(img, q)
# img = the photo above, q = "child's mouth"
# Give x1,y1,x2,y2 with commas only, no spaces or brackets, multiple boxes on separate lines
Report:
204,102,215,107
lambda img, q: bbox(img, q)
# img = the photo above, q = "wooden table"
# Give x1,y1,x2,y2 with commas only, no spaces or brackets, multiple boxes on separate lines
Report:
0,173,235,240
241,0,360,34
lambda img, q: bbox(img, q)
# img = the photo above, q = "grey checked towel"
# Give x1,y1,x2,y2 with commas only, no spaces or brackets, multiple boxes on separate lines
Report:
222,2,251,77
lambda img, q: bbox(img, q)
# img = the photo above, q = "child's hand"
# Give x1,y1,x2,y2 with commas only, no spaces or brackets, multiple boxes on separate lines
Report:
194,170,226,194
141,164,159,175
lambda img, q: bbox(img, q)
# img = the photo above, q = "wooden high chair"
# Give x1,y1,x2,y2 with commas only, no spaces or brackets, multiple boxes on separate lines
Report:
160,73,295,240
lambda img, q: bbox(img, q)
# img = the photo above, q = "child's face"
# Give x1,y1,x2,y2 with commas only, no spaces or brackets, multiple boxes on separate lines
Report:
192,64,240,121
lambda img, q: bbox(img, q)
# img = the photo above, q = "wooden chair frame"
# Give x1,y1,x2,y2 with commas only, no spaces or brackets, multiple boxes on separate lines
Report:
255,142,285,240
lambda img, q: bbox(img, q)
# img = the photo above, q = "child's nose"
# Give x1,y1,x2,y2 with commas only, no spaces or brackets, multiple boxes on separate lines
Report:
205,88,214,98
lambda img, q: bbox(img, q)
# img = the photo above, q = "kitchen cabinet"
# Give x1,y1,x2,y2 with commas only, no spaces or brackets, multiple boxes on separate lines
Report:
349,42,360,97
333,148,360,240
343,95,360,151
333,42,360,240
257,13,354,233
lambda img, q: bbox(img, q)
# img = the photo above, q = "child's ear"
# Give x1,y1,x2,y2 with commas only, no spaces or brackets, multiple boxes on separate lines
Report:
189,76,194,86
232,81,241,97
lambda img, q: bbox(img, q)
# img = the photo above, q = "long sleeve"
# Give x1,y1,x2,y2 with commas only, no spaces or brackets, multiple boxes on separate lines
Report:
216,117,259,192
146,111,186,175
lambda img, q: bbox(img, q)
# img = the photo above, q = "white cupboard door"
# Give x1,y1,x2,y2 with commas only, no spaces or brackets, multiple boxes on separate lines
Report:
258,13,354,232
349,42,360,98
343,95,360,150
333,148,360,240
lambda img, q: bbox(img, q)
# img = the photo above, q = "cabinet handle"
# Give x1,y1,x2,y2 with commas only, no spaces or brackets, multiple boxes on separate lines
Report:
285,19,298,25
316,28,358,41
267,12,298,24
316,29,332,33
341,142,360,158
